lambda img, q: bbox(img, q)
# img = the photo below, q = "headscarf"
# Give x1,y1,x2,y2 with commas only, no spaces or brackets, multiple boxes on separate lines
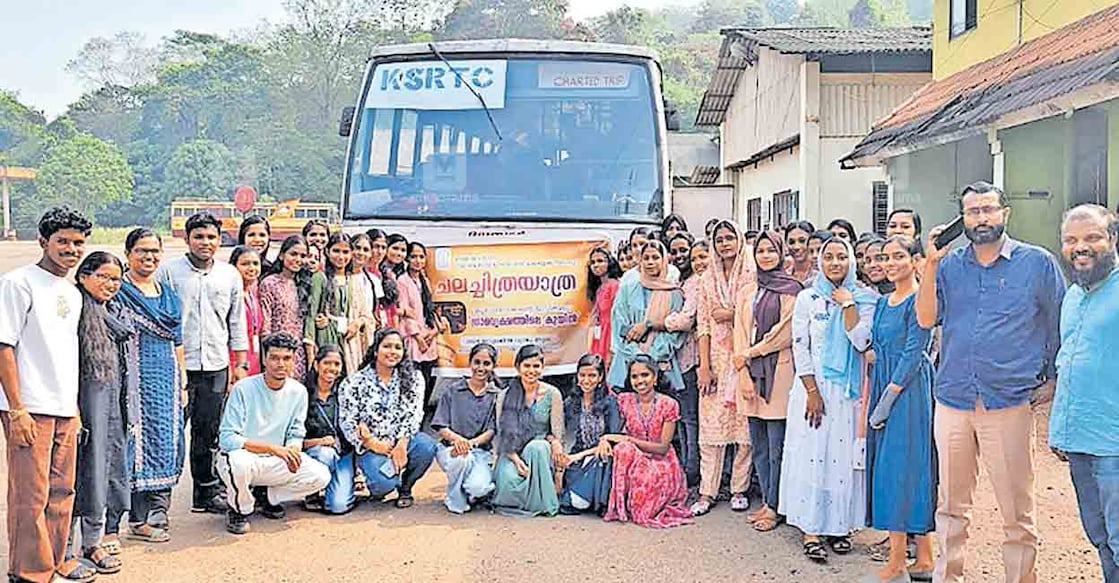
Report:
811,238,877,400
749,231,803,400
709,220,756,307
636,240,679,353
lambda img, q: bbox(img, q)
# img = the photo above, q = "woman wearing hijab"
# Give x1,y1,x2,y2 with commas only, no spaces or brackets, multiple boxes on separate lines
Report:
607,240,684,392
733,231,802,533
692,220,755,516
780,237,878,563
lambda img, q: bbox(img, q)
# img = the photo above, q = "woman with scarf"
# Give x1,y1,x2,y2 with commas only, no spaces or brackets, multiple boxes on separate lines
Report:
733,231,802,533
364,228,399,329
779,237,878,563
492,344,565,517
607,240,684,392
862,235,935,583
692,220,754,517
69,253,135,576
116,228,184,543
559,353,620,515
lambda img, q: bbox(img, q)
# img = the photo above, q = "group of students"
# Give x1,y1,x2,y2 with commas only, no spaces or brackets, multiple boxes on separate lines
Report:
3,179,1118,583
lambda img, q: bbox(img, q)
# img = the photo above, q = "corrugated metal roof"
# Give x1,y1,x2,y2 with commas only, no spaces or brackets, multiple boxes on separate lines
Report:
696,26,931,127
843,4,1119,166
688,165,721,185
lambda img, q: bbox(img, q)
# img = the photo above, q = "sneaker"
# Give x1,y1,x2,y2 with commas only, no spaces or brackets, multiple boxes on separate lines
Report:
226,510,250,535
191,496,228,514
253,487,285,519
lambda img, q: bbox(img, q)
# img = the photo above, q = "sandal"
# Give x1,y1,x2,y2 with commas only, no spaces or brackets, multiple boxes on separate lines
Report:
753,514,781,532
56,559,98,582
729,493,750,512
689,497,713,516
148,510,170,531
828,535,853,555
126,522,170,543
101,534,122,555
803,540,828,563
84,547,123,575
394,494,415,509
867,537,891,562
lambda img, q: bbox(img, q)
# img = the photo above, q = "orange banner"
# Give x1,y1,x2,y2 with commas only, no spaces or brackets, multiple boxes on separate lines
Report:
428,239,603,375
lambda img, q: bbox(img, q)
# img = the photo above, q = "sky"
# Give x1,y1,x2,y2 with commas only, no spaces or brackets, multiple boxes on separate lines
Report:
0,0,695,118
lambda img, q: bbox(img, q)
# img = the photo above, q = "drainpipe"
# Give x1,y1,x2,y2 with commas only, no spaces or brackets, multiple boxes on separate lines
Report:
1017,0,1024,45
988,128,1005,190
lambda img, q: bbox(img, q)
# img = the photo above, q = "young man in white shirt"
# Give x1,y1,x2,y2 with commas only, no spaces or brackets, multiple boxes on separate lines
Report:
0,206,96,583
216,332,329,535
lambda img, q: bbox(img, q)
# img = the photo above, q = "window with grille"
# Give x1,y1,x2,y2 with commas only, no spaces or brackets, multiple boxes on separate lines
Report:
872,181,889,235
773,190,798,228
746,198,762,231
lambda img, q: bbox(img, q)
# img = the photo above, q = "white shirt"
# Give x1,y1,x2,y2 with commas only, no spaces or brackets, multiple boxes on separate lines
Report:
158,256,248,372
0,264,82,417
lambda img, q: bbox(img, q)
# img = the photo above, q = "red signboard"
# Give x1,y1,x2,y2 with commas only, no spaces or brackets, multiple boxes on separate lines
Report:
234,185,257,212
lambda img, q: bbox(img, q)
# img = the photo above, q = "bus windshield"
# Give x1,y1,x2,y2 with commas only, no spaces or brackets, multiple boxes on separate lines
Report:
345,56,663,223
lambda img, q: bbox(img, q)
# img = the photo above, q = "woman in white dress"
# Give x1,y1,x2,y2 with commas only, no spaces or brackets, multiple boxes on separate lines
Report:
779,237,877,563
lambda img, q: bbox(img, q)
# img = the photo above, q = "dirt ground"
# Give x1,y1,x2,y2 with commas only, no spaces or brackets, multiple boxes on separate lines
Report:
0,241,1102,582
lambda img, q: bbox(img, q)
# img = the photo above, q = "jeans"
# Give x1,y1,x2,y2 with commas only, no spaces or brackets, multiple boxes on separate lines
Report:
129,489,171,526
435,446,495,513
186,369,228,506
305,446,356,514
1068,453,1119,582
748,417,786,509
355,432,437,497
675,368,700,487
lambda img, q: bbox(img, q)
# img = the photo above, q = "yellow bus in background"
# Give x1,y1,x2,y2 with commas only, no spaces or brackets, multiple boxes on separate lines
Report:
169,198,339,244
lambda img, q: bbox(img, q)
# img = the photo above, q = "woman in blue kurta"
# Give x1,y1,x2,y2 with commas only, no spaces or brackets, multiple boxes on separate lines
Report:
608,240,684,391
493,344,565,517
116,228,186,544
863,235,936,583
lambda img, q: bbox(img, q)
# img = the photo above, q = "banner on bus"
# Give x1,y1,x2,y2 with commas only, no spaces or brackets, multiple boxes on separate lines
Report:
368,59,507,111
428,239,604,376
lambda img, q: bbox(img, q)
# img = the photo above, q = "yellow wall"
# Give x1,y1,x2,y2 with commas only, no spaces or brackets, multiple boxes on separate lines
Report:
932,0,1118,79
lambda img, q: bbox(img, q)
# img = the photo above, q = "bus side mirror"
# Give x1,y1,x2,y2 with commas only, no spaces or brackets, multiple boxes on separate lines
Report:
339,106,356,137
664,100,681,132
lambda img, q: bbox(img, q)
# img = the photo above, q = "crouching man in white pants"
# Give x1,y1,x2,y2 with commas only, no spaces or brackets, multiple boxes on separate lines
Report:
216,331,330,535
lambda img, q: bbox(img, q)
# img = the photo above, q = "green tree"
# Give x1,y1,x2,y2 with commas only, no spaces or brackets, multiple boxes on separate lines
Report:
65,31,158,89
590,7,661,45
164,139,238,200
439,0,572,40
0,90,47,165
35,133,134,217
767,0,799,23
691,0,765,33
848,0,910,26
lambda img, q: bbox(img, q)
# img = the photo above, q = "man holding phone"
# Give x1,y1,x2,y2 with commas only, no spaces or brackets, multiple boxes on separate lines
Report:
915,181,1066,583
216,332,330,535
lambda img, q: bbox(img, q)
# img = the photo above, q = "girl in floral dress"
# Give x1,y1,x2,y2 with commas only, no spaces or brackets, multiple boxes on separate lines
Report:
259,235,312,380
603,355,693,529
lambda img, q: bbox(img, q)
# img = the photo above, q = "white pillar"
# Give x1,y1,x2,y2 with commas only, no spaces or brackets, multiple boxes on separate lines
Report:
988,128,1005,190
799,60,821,222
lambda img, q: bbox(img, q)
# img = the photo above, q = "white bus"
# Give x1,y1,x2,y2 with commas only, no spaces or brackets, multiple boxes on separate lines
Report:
340,39,676,376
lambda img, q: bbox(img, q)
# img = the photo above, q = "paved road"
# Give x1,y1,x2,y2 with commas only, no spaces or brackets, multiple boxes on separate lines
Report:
0,241,1102,582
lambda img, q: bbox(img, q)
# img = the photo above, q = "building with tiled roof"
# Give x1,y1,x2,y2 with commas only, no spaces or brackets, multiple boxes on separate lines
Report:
842,0,1119,251
696,26,932,232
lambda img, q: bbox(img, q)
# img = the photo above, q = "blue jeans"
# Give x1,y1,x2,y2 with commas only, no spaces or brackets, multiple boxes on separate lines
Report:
748,417,786,509
435,446,495,513
356,432,437,497
1068,453,1119,582
305,445,356,514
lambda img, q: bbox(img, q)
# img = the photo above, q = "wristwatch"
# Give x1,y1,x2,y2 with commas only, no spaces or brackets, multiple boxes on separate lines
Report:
236,362,250,371
841,301,856,309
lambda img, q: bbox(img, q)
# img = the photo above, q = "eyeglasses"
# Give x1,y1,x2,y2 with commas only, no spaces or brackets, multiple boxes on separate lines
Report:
963,205,1004,218
130,248,162,257
90,273,122,284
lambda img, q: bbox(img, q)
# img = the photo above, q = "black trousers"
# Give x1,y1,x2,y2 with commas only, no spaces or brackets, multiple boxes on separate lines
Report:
186,369,228,505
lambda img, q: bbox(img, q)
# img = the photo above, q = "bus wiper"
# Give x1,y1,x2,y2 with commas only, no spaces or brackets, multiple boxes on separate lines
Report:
427,43,503,142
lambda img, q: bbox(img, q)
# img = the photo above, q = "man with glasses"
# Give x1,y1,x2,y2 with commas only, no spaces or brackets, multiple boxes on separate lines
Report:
916,181,1066,583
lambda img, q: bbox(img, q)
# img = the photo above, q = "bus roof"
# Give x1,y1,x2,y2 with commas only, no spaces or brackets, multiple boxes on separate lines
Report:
368,39,659,62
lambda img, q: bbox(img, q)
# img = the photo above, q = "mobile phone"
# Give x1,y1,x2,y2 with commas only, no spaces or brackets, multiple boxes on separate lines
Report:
933,216,965,251
379,458,397,478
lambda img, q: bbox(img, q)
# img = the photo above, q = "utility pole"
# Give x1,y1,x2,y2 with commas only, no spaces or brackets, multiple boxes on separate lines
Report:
0,166,37,240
